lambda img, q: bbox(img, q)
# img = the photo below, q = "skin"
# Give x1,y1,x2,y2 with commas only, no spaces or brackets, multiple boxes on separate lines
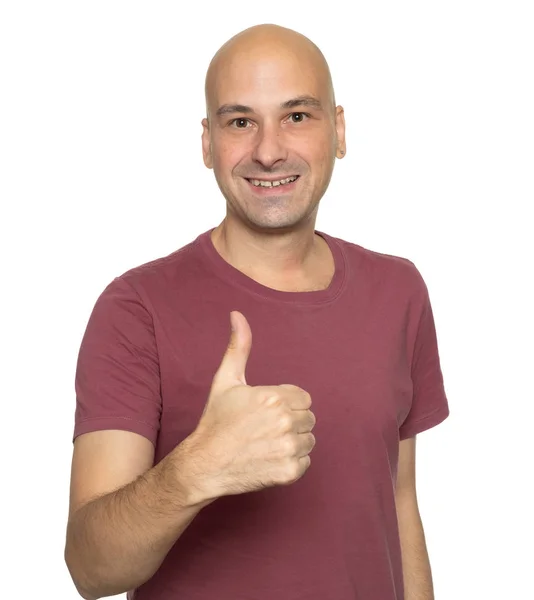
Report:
201,24,346,291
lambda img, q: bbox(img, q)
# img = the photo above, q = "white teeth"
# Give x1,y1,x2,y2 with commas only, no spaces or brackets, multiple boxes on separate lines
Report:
249,175,298,188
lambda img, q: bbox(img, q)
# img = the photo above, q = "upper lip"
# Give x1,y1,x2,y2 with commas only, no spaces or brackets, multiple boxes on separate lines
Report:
245,175,299,182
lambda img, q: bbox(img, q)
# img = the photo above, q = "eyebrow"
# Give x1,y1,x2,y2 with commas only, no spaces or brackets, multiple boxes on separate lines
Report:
215,95,323,117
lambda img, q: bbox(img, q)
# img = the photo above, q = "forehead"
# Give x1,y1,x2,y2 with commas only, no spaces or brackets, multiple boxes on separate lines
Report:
210,49,327,109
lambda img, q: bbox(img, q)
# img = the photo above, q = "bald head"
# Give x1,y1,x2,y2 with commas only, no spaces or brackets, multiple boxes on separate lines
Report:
205,24,336,120
200,24,346,232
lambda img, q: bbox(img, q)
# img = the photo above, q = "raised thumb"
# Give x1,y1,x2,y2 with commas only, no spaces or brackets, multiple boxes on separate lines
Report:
212,310,252,390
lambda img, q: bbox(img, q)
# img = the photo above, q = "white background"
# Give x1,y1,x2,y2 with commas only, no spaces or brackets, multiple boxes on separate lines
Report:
1,1,532,598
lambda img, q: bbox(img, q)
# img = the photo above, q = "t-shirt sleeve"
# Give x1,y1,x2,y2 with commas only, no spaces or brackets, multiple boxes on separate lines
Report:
399,278,450,440
73,276,162,446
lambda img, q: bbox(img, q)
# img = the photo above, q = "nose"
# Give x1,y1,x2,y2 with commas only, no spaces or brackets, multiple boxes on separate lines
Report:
251,122,288,169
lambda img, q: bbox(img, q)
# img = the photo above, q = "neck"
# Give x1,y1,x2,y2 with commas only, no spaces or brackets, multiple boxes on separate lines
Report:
210,216,325,283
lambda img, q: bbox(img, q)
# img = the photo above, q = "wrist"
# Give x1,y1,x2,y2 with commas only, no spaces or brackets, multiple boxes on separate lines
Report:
170,433,220,509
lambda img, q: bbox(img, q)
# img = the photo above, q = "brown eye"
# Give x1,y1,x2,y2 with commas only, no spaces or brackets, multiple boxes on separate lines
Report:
289,112,308,123
232,118,249,128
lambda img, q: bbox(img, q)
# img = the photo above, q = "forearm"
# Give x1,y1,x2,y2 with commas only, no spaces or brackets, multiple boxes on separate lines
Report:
65,436,213,599
397,494,434,600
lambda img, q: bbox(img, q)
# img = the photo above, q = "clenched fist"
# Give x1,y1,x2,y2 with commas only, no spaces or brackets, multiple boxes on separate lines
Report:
188,310,316,500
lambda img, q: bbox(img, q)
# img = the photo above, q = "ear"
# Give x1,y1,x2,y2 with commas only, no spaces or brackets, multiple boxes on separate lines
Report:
201,118,213,169
334,106,346,159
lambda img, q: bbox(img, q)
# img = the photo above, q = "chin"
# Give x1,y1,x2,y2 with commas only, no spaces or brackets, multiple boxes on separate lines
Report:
244,211,308,231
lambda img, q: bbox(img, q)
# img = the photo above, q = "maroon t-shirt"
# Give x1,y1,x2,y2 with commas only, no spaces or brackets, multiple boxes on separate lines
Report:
73,227,449,600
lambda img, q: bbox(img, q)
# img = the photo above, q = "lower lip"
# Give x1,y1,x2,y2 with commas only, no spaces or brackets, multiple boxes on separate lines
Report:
244,177,300,194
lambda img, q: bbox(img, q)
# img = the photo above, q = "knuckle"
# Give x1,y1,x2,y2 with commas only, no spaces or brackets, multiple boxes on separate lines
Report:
290,458,306,480
277,413,293,433
277,459,300,484
283,434,299,456
287,462,301,482
263,392,283,407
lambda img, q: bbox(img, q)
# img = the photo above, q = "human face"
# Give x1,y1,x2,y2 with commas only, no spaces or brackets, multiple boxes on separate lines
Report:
202,52,345,231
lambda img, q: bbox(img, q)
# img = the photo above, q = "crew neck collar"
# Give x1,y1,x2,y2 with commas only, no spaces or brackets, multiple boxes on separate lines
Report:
197,227,347,305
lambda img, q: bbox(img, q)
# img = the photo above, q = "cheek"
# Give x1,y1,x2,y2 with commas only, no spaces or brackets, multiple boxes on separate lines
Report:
212,141,242,176
298,129,335,165
306,146,334,181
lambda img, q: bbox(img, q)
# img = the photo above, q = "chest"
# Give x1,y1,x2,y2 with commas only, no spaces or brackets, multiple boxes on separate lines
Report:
153,298,413,472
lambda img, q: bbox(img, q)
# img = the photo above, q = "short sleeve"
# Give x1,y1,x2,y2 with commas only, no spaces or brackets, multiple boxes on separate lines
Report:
73,276,162,446
399,281,450,440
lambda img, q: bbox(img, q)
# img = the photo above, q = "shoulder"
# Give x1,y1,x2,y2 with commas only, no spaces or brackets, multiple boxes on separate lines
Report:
100,230,208,307
122,233,202,286
325,232,428,298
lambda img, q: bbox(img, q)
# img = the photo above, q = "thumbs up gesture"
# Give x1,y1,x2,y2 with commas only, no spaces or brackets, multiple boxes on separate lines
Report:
189,311,316,500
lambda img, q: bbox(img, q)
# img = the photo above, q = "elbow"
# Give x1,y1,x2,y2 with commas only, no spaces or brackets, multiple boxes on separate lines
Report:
64,544,100,600
75,585,99,600
64,541,137,600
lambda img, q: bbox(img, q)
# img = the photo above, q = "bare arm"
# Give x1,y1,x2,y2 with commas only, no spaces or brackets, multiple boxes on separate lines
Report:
64,430,212,600
396,436,435,600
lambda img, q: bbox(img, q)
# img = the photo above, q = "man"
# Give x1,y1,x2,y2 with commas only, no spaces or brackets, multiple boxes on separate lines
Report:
65,24,449,600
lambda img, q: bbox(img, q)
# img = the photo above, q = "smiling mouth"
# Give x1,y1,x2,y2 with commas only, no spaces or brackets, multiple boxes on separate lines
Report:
245,175,300,188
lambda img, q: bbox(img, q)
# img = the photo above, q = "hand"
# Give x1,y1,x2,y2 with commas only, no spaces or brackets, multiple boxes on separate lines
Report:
190,311,316,499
